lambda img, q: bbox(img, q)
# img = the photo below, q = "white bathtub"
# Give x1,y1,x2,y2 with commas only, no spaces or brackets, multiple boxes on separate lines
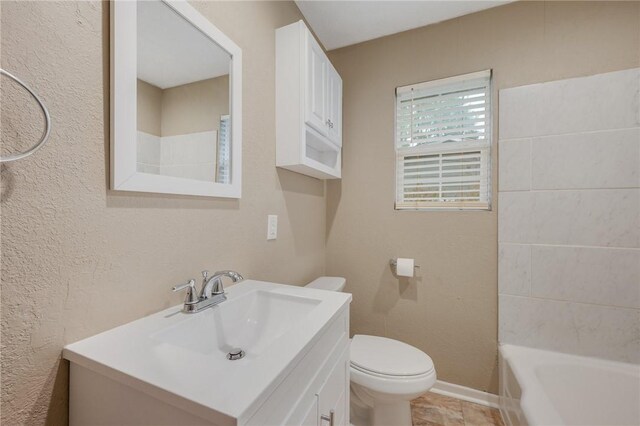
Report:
499,344,640,426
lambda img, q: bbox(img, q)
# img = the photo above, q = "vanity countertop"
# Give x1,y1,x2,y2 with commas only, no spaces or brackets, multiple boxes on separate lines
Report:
63,279,351,425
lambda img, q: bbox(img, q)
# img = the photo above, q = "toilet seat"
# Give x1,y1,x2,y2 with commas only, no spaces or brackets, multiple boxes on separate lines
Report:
350,363,434,379
349,335,437,396
350,335,434,377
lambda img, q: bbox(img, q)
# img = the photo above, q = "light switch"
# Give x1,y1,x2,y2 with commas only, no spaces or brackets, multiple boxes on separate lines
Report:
267,215,278,240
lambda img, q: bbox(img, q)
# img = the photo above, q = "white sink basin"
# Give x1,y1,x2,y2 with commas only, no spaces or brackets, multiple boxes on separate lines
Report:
151,290,321,358
63,280,351,425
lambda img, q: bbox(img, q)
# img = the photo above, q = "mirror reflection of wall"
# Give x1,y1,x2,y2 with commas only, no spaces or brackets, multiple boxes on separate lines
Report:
135,0,232,183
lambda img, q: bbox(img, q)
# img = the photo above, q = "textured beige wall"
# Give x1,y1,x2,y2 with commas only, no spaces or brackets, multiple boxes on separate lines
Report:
326,0,640,394
136,79,162,136
0,2,323,424
2,1,639,424
161,75,230,137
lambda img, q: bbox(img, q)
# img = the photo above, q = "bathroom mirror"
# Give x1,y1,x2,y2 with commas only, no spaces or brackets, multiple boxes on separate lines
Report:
111,0,242,197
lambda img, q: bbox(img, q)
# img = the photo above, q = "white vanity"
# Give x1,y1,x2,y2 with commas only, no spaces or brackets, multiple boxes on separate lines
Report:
63,280,351,425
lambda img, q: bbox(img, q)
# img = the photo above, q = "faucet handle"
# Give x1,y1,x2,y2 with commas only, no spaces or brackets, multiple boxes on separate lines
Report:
201,270,209,282
210,277,224,295
172,279,199,304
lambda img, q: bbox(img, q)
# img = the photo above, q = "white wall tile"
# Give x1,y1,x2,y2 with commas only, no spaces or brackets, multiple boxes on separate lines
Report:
192,164,216,182
499,68,640,139
164,136,193,165
499,243,531,296
164,131,217,165
136,131,161,165
530,189,640,248
532,128,640,190
499,295,640,363
159,164,216,182
136,164,160,175
159,165,185,179
499,189,639,247
160,137,173,165
531,246,640,309
498,191,532,243
196,134,217,161
499,139,531,191
499,69,640,363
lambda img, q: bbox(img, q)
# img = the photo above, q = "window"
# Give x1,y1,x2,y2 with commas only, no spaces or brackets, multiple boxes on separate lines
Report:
217,115,231,184
395,70,492,210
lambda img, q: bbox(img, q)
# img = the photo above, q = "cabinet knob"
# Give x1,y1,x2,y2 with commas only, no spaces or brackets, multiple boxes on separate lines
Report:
320,409,334,425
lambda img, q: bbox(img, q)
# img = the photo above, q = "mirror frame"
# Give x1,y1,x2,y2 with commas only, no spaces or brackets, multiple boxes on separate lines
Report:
110,0,242,198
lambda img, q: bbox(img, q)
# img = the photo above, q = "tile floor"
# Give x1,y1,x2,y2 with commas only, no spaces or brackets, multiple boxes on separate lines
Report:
411,392,505,426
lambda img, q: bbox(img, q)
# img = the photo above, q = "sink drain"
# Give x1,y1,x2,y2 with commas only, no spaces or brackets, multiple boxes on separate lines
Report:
227,348,245,360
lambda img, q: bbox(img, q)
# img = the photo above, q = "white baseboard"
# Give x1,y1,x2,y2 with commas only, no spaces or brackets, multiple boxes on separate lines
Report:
430,380,500,409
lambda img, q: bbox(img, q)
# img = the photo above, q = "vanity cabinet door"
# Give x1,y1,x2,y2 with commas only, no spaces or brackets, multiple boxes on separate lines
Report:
325,64,342,148
300,396,319,426
317,347,349,426
305,32,328,136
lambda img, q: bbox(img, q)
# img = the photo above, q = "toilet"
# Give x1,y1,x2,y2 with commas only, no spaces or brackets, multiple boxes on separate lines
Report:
306,277,437,426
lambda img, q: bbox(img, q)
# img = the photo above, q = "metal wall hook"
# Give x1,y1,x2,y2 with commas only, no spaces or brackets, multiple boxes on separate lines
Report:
0,68,52,163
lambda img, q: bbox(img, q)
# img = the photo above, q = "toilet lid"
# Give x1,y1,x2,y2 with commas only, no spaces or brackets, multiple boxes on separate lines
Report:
350,335,434,377
306,277,346,292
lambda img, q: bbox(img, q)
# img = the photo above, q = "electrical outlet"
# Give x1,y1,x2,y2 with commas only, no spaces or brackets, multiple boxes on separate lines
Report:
267,215,278,240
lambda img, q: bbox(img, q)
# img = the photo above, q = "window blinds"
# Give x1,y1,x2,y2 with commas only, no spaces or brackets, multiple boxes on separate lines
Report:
217,115,231,184
395,70,491,210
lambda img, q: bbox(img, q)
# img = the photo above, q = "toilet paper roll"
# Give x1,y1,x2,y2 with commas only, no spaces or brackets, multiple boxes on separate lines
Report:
396,258,414,277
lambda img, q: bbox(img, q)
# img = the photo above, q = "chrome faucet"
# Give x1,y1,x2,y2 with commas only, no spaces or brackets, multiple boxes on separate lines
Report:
173,270,244,313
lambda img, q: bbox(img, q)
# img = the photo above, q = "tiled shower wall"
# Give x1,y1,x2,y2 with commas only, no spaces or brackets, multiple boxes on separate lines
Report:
498,68,640,363
137,130,217,181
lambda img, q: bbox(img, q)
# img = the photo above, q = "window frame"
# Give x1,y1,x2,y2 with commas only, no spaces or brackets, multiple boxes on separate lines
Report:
394,70,493,211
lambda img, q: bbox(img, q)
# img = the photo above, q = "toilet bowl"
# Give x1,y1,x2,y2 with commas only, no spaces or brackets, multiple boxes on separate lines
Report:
306,277,437,426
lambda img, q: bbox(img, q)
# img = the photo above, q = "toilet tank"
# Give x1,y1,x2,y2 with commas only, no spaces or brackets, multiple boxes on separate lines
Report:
306,276,346,292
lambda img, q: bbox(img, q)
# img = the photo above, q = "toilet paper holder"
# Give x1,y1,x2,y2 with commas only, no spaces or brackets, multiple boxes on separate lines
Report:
389,259,420,269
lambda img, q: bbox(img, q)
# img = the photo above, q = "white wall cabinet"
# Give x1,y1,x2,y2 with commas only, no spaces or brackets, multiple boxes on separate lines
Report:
305,35,328,136
325,65,343,147
276,20,343,179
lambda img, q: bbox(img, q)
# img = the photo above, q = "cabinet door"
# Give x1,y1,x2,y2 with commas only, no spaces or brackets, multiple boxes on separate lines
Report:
300,395,319,426
326,64,342,147
317,348,349,426
305,32,328,136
